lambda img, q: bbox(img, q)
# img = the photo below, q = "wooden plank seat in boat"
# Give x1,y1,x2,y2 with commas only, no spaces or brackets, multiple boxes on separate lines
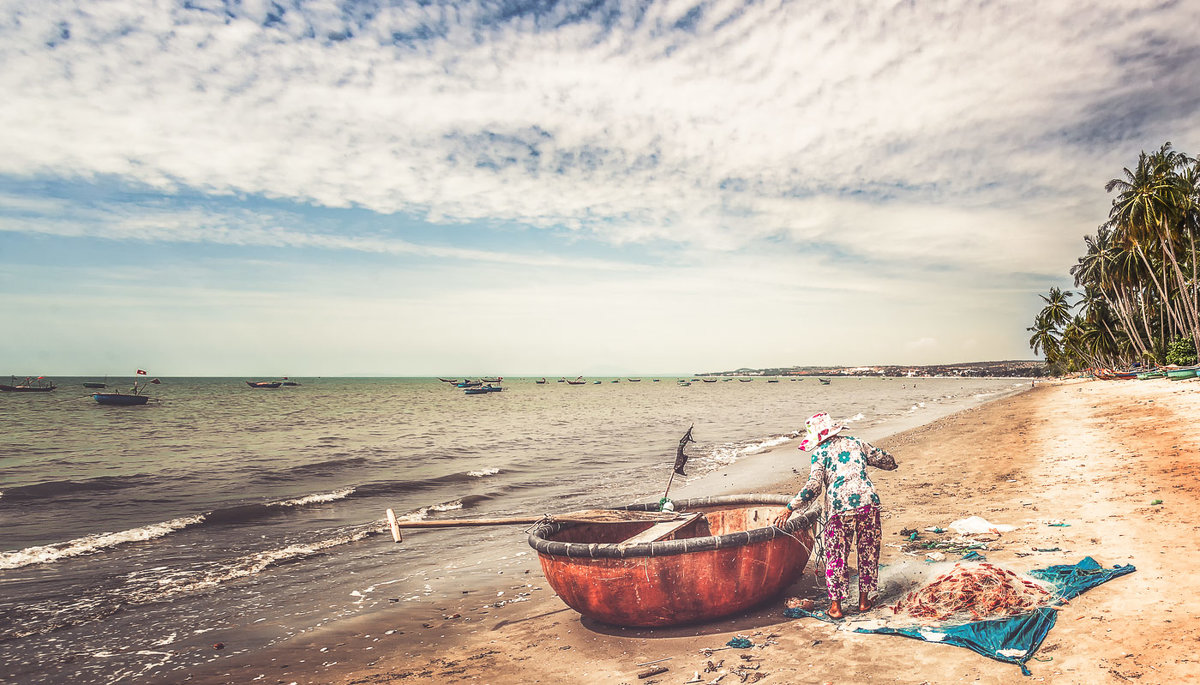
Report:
618,512,701,546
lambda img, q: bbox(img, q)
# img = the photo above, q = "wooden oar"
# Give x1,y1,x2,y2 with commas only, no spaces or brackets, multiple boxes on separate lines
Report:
383,508,680,542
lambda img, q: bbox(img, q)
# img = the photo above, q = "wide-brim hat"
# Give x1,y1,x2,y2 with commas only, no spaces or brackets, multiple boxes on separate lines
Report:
798,411,843,451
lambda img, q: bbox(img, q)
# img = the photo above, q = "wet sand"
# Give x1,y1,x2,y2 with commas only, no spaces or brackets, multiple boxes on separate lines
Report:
187,379,1200,684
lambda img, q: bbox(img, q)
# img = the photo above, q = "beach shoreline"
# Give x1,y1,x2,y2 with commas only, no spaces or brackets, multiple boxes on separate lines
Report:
186,379,1200,684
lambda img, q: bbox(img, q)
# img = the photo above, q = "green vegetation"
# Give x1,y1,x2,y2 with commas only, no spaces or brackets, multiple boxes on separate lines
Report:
1031,143,1200,374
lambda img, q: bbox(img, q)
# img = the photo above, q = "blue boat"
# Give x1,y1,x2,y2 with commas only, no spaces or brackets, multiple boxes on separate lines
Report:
464,385,503,395
93,393,149,406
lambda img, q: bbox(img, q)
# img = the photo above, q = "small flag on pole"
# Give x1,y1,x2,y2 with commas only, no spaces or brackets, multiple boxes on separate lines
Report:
673,425,695,476
136,369,147,375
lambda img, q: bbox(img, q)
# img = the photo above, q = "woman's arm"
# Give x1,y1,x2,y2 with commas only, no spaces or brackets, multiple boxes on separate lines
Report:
773,454,825,527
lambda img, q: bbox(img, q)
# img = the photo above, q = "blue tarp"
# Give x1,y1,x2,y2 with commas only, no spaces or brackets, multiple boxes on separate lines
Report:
784,557,1135,675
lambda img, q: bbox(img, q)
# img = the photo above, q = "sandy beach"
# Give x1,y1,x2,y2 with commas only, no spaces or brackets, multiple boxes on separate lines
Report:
189,379,1200,684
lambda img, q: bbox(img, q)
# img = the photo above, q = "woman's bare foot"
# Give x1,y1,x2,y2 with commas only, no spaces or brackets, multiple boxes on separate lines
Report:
827,600,844,619
858,599,874,613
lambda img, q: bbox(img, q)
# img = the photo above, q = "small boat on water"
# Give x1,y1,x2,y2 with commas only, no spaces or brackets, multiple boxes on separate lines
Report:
767,379,779,383
528,494,816,627
83,376,108,389
437,377,459,383
246,381,282,388
0,376,56,392
480,377,503,383
455,380,483,388
627,378,641,382
701,378,718,383
566,379,587,385
536,378,547,384
93,392,150,406
593,380,602,384
738,378,752,382
818,378,831,385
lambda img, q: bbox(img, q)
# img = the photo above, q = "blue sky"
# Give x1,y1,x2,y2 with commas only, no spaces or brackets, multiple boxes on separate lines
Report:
2,0,1198,375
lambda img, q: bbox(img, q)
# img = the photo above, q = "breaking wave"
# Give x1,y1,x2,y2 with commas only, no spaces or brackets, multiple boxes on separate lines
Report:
0,515,206,570
0,488,357,570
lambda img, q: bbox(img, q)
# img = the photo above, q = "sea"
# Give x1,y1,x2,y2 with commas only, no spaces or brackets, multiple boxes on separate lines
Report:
0,376,1027,683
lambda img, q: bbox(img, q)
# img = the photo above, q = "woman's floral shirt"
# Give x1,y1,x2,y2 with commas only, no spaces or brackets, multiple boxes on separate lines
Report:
789,435,898,515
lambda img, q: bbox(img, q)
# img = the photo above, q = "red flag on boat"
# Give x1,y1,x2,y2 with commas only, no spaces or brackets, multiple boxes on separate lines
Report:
150,378,161,384
136,369,147,375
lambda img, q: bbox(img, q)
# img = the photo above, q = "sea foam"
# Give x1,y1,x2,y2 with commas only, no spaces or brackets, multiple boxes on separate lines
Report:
273,487,356,508
0,514,206,570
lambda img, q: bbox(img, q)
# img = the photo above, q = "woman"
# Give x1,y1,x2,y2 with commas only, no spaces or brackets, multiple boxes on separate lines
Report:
772,412,898,618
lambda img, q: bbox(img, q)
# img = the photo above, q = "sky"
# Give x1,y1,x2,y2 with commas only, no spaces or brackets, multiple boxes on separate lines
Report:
2,0,1199,376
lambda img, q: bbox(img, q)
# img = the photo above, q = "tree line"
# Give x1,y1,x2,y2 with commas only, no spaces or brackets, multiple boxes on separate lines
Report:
1030,142,1200,373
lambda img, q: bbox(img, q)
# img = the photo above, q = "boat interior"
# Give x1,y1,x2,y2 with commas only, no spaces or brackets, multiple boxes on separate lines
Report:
547,505,781,546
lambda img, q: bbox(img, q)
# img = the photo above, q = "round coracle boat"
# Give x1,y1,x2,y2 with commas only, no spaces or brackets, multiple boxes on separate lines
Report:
528,494,817,627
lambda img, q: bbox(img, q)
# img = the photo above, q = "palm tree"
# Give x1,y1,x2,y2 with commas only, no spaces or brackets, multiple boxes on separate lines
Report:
1033,143,1200,374
1027,310,1061,366
1105,143,1197,348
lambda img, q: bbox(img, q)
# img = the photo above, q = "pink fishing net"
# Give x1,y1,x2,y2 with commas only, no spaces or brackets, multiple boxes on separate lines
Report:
891,562,1054,622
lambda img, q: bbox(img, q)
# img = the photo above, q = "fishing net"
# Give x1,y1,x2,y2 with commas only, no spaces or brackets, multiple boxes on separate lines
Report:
890,562,1054,623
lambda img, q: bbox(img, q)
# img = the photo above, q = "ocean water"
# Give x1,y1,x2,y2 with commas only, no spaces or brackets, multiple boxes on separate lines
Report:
0,376,1025,683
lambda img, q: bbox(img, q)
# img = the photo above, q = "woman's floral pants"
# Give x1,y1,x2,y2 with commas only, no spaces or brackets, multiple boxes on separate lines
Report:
822,504,881,603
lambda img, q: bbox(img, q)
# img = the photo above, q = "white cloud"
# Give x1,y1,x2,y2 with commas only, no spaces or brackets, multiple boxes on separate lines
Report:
1,1,1196,371
1,0,1196,273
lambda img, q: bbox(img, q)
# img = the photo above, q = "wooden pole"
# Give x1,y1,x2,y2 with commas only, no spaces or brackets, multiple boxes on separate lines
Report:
388,515,544,528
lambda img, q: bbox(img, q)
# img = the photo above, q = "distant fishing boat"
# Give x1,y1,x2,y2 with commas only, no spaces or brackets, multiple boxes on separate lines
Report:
627,378,641,382
767,379,779,383
611,379,619,383
566,380,587,385
83,376,108,389
701,378,718,383
437,377,459,383
536,378,547,384
738,378,752,382
245,381,282,388
594,380,602,384
281,381,301,386
464,384,503,395
818,378,831,385
480,377,503,383
455,380,483,388
92,392,150,406
94,371,156,405
0,376,56,392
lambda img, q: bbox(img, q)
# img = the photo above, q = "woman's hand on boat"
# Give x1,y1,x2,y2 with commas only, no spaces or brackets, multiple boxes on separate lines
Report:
772,507,792,527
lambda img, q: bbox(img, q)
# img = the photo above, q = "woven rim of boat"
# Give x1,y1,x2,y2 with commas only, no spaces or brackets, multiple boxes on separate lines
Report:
527,494,818,560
